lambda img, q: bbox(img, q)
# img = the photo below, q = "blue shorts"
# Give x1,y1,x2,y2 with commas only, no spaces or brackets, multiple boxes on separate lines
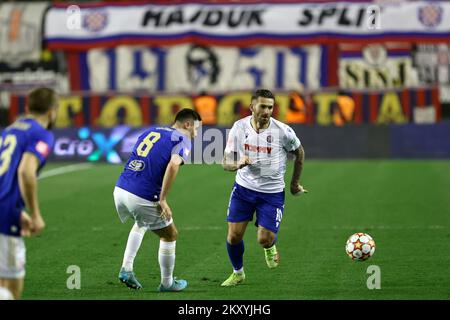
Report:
227,183,285,234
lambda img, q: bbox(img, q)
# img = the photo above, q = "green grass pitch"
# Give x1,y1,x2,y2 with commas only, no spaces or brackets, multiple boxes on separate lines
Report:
23,160,450,300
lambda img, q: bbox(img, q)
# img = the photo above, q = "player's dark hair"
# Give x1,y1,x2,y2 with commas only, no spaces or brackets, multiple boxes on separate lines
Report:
28,87,58,115
251,89,275,102
174,108,202,123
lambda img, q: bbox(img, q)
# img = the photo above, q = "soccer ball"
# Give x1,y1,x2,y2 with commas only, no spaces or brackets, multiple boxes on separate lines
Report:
345,233,376,261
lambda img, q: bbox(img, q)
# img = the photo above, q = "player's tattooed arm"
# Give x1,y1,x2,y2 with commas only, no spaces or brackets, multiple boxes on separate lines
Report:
290,145,308,196
18,152,45,235
222,152,251,171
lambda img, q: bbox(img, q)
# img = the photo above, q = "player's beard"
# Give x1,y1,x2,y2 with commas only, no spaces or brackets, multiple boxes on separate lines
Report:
257,116,270,129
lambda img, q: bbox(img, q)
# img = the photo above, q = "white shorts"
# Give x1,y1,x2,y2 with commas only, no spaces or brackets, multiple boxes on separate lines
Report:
0,234,26,279
113,187,173,231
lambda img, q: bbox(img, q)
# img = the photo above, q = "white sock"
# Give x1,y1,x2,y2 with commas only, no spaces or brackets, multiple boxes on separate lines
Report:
0,287,14,300
158,240,176,288
234,267,244,274
121,223,146,271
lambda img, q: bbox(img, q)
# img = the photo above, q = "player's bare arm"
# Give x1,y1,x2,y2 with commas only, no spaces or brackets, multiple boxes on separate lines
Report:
222,152,251,172
159,154,183,221
290,145,308,196
20,211,32,237
18,152,45,235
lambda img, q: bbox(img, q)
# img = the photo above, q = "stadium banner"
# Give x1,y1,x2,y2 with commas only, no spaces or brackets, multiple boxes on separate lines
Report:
48,126,147,164
67,44,331,92
338,43,420,90
40,122,450,164
7,88,441,127
0,2,50,64
45,1,450,50
412,43,450,104
0,51,69,92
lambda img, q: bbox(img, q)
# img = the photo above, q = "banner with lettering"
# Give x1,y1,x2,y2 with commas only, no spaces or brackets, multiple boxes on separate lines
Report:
66,44,331,93
412,43,450,104
0,2,50,64
45,2,450,50
7,88,441,128
338,43,419,90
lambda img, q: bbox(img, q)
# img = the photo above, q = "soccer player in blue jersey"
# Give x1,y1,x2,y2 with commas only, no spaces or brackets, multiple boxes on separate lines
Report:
0,88,58,299
221,89,307,286
113,109,201,292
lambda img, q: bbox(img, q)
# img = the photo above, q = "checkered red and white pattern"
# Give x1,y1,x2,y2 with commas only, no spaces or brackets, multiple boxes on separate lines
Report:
35,141,50,158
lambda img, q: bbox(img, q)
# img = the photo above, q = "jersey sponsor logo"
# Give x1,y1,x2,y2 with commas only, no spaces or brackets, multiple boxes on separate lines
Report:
128,159,145,172
35,141,50,158
244,144,272,154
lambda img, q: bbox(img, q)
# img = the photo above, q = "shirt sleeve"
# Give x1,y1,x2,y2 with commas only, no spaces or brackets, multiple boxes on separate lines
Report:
282,125,301,152
25,129,54,165
224,122,240,154
172,135,191,164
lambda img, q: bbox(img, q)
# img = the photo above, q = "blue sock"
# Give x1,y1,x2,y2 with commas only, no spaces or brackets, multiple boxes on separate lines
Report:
226,241,244,271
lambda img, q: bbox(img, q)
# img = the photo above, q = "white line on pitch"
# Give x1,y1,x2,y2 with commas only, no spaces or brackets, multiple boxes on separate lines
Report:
38,163,95,180
182,226,223,231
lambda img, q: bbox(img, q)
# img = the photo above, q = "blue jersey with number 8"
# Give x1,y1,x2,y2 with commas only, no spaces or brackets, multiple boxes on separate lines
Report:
116,126,191,202
0,118,54,237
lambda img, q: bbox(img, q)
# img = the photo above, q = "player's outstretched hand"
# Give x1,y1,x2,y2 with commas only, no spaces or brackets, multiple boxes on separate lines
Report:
238,156,252,169
30,214,46,236
159,200,173,221
290,183,308,196
20,211,32,237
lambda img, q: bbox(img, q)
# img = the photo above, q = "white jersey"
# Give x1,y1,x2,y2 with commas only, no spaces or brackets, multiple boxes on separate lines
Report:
225,116,301,193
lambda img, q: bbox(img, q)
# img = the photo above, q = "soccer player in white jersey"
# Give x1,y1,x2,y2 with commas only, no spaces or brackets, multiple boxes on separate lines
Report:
221,89,307,286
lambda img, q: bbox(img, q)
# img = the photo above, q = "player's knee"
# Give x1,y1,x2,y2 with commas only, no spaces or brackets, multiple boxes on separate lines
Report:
227,232,243,245
257,234,275,248
132,223,147,235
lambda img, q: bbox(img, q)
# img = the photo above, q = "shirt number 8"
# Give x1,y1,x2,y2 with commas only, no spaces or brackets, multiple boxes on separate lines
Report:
136,132,161,157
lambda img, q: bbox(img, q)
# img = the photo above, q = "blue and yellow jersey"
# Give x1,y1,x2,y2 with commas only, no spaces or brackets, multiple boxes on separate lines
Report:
0,117,54,237
116,126,191,202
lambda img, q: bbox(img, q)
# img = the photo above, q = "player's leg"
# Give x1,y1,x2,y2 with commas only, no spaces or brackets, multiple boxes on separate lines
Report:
221,221,249,287
255,191,284,269
0,278,23,299
114,187,147,289
0,279,15,300
257,226,280,269
257,226,277,248
152,223,187,292
121,223,147,271
0,234,26,299
118,223,146,289
226,221,249,270
222,184,256,287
